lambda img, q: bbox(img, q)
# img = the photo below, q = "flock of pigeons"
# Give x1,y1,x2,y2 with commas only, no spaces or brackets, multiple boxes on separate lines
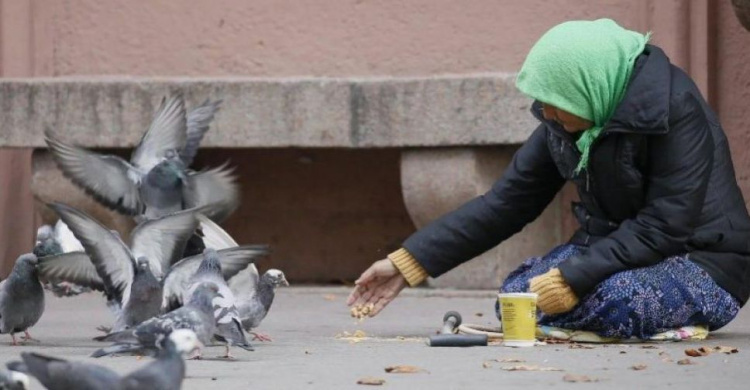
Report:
0,94,289,389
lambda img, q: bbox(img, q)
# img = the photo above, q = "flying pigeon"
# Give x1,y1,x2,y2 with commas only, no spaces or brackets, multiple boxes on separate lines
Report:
45,94,238,223
0,254,45,346
0,364,28,390
189,248,254,358
91,283,219,359
17,329,201,390
231,269,288,342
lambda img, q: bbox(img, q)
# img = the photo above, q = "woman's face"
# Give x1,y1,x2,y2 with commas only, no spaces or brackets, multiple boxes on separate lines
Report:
541,103,593,133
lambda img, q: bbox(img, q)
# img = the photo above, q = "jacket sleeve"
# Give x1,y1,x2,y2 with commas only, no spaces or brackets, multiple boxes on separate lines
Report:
558,93,714,298
402,125,565,278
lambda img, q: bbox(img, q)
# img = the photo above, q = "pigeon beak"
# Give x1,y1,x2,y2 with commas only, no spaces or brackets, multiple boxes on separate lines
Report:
281,276,290,287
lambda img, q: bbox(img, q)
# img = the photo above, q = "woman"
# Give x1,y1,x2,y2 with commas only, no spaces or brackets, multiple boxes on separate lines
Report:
347,19,750,339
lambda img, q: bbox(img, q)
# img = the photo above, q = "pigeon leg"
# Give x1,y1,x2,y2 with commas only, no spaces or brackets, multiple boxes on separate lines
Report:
11,333,18,346
21,330,40,343
218,345,235,360
188,348,203,360
250,332,273,342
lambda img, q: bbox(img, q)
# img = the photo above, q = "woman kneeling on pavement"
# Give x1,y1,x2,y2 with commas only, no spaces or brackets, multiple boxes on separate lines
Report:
347,19,750,339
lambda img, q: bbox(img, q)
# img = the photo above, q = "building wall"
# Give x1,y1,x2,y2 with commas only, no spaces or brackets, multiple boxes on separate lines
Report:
2,0,750,282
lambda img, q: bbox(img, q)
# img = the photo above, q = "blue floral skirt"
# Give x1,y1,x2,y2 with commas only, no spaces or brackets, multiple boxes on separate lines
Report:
496,244,741,339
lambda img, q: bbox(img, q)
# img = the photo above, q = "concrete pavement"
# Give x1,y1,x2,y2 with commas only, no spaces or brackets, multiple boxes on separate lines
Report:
1,287,748,389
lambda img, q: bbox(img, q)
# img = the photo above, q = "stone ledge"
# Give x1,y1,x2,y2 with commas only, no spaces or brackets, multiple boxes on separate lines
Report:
0,74,535,148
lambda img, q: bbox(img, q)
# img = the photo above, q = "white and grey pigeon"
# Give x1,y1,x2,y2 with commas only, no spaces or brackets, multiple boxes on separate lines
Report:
0,363,28,390
0,254,45,346
45,94,238,223
188,248,254,358
197,215,287,342
33,221,89,297
17,329,201,390
38,202,199,332
92,283,219,359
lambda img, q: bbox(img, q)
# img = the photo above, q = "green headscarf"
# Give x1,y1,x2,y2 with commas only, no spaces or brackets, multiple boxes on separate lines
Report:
516,19,650,173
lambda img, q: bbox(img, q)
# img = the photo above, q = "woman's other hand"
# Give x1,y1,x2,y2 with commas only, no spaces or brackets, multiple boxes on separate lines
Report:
529,268,579,314
346,259,407,317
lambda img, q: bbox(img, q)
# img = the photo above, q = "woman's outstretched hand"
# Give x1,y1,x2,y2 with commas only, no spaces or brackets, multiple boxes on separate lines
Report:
346,259,407,317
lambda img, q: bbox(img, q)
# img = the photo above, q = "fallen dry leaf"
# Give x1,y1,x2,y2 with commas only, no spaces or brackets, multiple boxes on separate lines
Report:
563,374,598,383
630,364,648,371
714,345,739,354
685,347,711,357
677,358,696,365
497,358,526,363
357,377,386,386
501,365,563,372
619,351,627,354
475,312,484,317
569,344,595,350
385,365,427,374
640,345,659,349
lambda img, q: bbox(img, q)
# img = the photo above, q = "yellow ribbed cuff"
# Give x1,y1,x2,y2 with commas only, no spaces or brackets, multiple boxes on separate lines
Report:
388,248,429,287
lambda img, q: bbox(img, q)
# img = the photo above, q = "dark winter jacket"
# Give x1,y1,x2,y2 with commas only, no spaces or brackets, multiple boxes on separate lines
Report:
402,45,750,305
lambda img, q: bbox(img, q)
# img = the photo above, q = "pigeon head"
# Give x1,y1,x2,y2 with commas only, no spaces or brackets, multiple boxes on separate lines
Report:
196,248,222,276
263,269,289,288
8,370,29,390
147,159,187,189
35,225,53,243
165,329,203,356
135,257,155,275
11,254,39,277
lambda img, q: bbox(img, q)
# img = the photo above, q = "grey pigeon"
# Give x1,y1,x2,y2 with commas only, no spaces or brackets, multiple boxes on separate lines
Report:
0,364,28,390
0,254,45,345
231,268,288,342
39,203,199,331
45,94,238,223
196,215,282,341
92,283,219,358
190,248,254,358
17,329,200,390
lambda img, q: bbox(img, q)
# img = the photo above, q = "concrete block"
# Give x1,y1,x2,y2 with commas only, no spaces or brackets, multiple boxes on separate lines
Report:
0,75,534,148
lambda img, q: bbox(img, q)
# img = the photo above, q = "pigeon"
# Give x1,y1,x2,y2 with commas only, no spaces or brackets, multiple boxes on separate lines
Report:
0,364,28,390
231,269,288,342
0,254,45,345
45,94,238,223
189,248,254,358
17,329,201,390
38,202,199,332
92,283,219,359
196,215,283,341
33,221,89,297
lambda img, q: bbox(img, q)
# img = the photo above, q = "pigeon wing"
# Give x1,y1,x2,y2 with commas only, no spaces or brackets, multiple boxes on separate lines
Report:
36,252,106,292
161,245,269,311
183,165,239,223
45,131,143,216
20,353,120,390
130,208,201,278
180,99,222,167
130,94,187,172
54,220,85,252
197,214,238,249
50,203,135,305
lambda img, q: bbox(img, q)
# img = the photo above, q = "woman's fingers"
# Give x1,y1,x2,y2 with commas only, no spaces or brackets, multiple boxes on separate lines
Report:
346,285,362,306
